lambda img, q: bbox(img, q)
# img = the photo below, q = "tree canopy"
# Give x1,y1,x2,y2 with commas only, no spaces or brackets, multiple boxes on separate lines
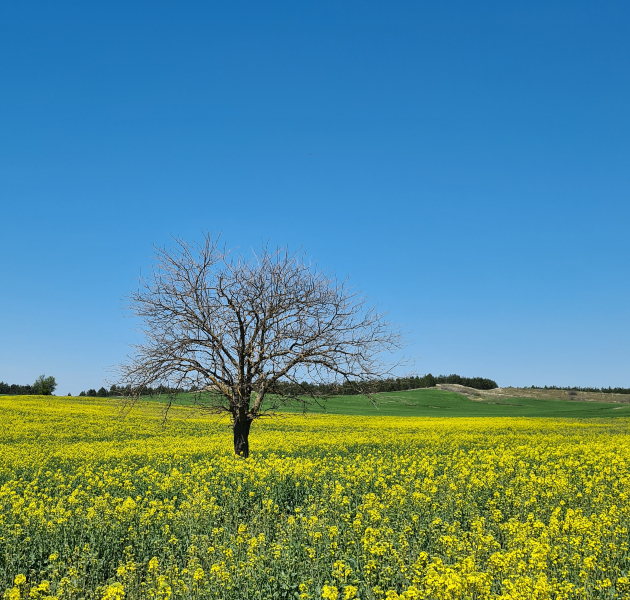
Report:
32,374,57,396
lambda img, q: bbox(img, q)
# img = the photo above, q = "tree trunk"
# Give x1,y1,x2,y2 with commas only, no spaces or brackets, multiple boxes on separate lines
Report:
233,416,252,458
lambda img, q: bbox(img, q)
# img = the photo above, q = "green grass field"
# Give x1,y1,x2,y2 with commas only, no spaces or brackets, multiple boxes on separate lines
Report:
129,387,630,418
279,388,630,417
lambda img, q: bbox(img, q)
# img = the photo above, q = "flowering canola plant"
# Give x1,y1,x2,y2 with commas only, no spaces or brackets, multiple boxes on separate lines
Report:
1,396,630,600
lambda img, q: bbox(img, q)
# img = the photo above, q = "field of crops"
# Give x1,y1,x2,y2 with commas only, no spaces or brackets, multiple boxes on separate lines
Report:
2,396,630,600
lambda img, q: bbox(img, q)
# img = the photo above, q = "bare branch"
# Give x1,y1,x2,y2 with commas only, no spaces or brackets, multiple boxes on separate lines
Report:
115,233,405,456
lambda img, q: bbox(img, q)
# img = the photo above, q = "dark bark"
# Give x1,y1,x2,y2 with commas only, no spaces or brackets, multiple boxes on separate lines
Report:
233,416,252,458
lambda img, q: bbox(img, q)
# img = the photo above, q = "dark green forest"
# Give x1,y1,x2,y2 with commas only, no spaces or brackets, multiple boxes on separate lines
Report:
1,374,498,397
0,375,56,396
5,375,630,398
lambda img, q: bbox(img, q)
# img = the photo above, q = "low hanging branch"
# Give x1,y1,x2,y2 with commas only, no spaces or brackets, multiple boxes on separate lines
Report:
115,233,405,457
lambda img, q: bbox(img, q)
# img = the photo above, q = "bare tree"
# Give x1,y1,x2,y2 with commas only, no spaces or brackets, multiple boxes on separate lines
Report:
116,234,404,457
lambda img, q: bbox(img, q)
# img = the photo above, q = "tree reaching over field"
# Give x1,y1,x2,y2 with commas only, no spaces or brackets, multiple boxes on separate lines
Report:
115,234,404,457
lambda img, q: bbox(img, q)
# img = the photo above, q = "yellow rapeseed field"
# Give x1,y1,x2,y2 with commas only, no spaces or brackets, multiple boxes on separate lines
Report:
1,396,630,600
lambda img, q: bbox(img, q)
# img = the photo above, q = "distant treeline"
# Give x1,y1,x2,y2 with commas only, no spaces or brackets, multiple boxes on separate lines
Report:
433,374,499,390
3,375,501,398
0,375,57,396
78,375,498,397
529,385,630,395
0,382,35,395
79,385,133,397
78,384,188,397
275,374,499,395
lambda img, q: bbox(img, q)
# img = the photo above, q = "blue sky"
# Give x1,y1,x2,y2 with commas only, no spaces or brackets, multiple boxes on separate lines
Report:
1,1,629,393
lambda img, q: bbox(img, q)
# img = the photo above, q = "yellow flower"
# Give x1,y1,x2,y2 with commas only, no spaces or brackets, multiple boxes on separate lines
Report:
322,585,339,600
102,583,124,600
148,557,159,574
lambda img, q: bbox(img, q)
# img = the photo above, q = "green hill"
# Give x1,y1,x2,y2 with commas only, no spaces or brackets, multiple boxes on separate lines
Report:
266,388,630,418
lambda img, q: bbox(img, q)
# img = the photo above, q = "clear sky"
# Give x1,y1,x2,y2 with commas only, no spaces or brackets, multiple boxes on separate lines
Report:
1,1,629,394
